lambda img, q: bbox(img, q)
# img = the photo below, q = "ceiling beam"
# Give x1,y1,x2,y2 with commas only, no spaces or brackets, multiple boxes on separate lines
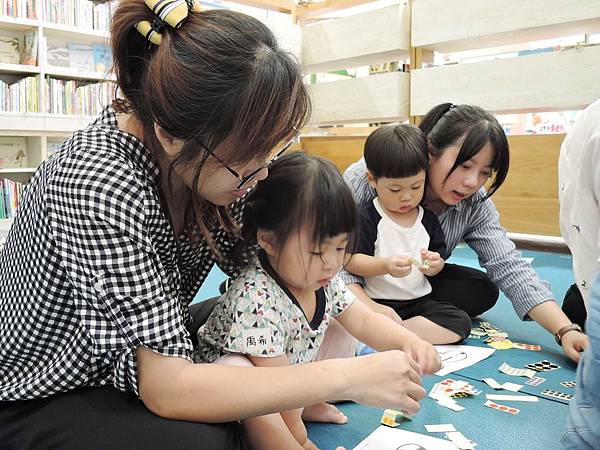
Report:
228,0,295,13
296,0,376,20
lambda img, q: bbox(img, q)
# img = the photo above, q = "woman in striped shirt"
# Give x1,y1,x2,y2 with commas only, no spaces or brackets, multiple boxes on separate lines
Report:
338,103,588,364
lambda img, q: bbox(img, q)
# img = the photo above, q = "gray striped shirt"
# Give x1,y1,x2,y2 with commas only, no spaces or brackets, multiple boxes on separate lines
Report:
342,158,554,319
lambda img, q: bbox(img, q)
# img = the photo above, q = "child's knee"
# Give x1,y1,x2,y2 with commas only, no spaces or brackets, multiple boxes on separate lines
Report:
454,312,472,341
213,353,255,367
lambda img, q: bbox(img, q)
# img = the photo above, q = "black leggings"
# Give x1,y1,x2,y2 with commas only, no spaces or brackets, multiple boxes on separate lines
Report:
561,283,587,332
428,263,499,318
0,298,246,450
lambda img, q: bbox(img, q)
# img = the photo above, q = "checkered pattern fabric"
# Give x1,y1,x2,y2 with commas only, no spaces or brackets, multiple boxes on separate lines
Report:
0,106,244,400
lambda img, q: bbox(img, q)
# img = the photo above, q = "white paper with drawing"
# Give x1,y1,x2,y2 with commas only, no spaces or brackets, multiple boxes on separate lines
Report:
353,426,457,450
435,344,495,376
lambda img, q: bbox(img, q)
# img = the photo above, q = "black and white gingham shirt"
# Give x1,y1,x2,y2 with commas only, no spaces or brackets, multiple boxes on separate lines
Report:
0,106,243,400
341,158,555,320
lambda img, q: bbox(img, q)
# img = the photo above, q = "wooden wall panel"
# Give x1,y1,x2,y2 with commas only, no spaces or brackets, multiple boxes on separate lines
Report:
301,133,563,236
301,135,365,173
301,4,410,73
412,0,600,52
308,71,409,125
411,45,600,116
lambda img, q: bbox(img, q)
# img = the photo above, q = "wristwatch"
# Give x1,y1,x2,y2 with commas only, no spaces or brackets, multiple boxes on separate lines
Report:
554,323,583,345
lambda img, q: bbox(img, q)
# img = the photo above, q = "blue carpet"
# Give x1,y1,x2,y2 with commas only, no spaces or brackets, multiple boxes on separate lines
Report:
193,246,576,450
306,245,576,450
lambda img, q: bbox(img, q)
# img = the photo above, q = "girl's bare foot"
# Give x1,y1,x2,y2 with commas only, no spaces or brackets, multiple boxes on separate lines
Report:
302,402,348,424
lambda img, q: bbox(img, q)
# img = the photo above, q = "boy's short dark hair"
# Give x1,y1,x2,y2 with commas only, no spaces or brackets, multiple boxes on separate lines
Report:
364,124,429,179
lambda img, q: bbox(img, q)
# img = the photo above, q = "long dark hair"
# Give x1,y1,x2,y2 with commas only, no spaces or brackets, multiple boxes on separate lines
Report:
111,1,310,254
419,103,509,199
239,152,357,264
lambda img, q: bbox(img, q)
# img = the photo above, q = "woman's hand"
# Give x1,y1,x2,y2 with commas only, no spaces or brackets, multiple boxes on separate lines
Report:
561,331,589,363
344,350,426,415
401,336,442,375
385,256,412,278
419,249,444,276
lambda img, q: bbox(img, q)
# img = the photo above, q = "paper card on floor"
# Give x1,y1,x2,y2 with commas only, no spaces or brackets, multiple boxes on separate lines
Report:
435,345,496,376
446,431,475,450
486,394,538,402
484,400,520,415
526,376,546,386
353,426,458,450
425,424,456,433
513,342,542,351
499,362,536,378
436,395,465,411
482,378,523,392
483,378,503,389
488,340,514,350
541,389,573,401
501,382,523,392
561,381,576,388
524,360,561,372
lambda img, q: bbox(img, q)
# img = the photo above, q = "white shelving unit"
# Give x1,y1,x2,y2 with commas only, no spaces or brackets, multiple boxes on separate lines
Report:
0,1,114,234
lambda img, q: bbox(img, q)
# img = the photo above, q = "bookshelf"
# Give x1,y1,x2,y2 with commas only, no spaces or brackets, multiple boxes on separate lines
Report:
0,0,115,231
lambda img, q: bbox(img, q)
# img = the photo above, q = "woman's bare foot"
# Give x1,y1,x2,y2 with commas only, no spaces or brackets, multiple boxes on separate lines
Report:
302,402,348,424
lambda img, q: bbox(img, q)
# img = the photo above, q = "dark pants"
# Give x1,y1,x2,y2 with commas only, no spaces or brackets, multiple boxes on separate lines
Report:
0,298,246,450
562,283,587,332
427,263,500,318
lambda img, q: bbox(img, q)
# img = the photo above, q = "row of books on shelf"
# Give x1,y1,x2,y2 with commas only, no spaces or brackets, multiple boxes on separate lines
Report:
44,0,115,32
1,0,114,31
0,0,38,19
0,178,22,220
0,74,115,115
45,77,115,116
0,74,38,112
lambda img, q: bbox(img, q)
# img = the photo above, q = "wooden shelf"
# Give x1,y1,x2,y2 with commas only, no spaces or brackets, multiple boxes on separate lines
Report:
43,115,95,133
0,167,36,173
45,66,116,82
0,15,39,31
301,4,409,73
0,113,45,132
410,45,600,116
42,22,110,44
0,113,93,133
412,0,600,52
0,63,40,75
308,71,409,125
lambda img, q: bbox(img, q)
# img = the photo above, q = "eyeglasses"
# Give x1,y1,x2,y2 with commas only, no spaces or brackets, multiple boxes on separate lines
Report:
200,130,300,191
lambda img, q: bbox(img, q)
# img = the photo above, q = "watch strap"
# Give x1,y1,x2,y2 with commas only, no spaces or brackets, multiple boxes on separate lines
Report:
555,323,582,345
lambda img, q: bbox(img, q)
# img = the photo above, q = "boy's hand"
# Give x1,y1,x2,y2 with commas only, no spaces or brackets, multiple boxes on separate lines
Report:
401,336,442,375
385,256,412,278
419,250,444,276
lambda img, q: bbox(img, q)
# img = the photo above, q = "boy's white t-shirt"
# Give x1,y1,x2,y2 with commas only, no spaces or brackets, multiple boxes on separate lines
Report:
356,198,447,301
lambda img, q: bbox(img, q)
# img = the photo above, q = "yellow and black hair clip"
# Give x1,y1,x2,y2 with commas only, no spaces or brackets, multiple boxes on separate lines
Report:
135,0,202,46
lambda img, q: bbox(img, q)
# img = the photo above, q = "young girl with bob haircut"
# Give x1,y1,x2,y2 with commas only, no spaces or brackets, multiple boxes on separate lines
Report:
340,103,588,363
0,1,431,448
196,152,441,450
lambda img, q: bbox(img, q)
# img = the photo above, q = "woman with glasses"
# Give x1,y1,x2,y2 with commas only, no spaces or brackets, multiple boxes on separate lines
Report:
0,2,427,449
